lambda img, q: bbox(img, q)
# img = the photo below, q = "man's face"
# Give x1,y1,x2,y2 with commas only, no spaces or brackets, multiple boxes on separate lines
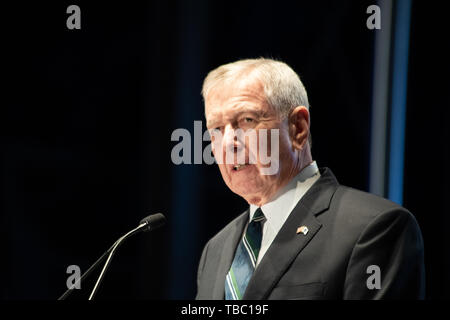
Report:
205,78,299,206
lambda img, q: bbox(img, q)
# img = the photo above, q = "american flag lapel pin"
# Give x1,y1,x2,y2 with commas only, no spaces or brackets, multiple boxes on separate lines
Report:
297,225,309,235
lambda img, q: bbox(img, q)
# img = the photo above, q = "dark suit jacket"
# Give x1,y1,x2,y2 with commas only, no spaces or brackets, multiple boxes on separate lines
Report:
196,168,425,299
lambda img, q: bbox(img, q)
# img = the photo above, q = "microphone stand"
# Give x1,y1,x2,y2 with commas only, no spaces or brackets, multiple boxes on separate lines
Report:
88,223,145,300
58,241,118,300
58,213,165,300
58,224,146,300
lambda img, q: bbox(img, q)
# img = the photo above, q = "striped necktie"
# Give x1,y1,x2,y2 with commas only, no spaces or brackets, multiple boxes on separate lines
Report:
225,208,266,300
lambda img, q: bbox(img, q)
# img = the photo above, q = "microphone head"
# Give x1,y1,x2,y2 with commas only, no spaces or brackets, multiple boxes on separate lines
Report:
139,213,166,232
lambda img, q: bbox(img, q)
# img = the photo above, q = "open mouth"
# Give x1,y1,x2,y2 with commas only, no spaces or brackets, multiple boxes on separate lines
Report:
233,164,250,171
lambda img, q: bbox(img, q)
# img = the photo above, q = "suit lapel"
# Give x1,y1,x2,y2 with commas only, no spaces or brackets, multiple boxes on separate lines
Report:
243,168,339,299
212,210,249,299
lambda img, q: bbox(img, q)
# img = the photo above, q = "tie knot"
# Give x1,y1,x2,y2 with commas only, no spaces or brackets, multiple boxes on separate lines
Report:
252,208,265,223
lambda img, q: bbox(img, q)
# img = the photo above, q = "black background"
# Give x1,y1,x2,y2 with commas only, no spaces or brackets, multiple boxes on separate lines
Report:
2,1,449,300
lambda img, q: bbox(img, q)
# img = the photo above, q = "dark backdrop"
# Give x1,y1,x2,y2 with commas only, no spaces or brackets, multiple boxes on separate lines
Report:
2,1,448,299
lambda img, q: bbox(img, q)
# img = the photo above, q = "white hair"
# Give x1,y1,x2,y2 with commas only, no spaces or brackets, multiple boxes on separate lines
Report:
201,58,309,118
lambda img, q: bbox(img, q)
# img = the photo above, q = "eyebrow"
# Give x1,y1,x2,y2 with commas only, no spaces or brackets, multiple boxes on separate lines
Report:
206,112,221,129
207,108,264,128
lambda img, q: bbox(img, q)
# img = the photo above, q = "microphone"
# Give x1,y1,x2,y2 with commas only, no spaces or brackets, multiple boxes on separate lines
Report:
58,213,166,300
139,213,166,232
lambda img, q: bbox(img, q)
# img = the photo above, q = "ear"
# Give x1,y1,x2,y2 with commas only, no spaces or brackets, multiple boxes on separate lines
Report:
288,106,310,150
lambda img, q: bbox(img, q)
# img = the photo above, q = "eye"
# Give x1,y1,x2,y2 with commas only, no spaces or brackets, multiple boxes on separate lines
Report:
237,116,257,129
240,117,257,126
211,127,222,133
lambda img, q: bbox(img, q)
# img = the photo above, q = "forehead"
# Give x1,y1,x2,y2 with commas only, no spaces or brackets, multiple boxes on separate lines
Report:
205,78,269,119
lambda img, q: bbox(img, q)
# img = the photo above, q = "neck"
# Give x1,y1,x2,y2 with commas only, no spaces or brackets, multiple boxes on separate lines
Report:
245,148,313,207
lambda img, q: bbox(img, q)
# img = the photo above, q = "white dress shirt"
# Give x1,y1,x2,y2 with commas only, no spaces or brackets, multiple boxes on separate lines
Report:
248,161,320,266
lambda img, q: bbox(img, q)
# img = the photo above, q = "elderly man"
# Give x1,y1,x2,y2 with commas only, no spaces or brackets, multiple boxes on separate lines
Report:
195,58,425,300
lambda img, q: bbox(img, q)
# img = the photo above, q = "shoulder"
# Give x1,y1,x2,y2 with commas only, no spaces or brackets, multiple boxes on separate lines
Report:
327,185,421,238
334,185,401,212
312,168,419,231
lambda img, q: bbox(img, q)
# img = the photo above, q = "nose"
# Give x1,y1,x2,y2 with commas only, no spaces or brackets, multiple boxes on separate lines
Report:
222,124,242,153
222,124,235,146
222,125,248,166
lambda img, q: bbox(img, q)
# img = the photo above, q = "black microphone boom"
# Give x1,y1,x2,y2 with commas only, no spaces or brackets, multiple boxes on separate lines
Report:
58,213,166,300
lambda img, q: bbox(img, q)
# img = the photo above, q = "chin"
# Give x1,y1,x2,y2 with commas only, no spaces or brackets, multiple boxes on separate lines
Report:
230,184,262,200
